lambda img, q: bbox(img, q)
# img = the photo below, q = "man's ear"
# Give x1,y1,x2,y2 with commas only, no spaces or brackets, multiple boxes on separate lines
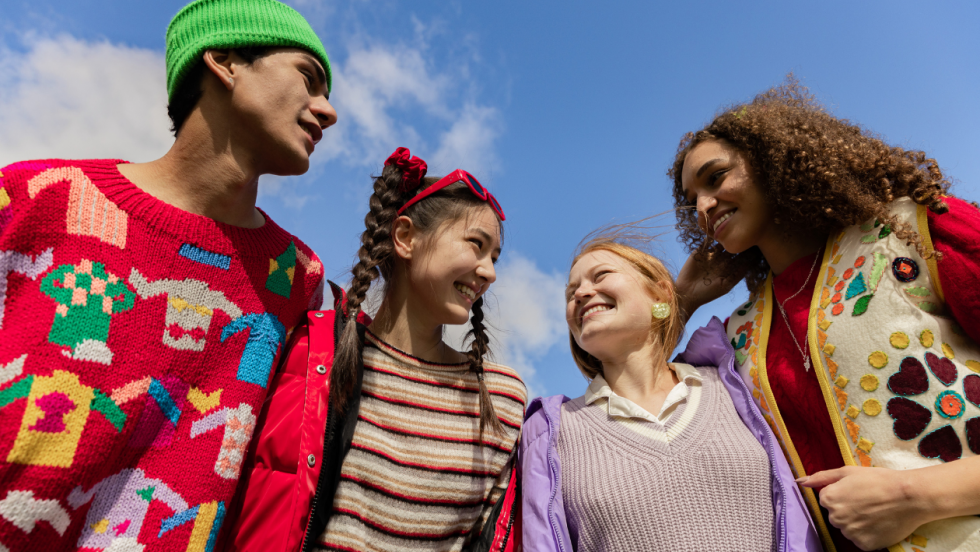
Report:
202,49,236,91
391,216,417,261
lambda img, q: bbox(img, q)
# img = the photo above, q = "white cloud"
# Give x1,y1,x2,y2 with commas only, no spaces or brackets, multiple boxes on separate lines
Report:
446,253,568,398
431,104,502,178
0,35,172,166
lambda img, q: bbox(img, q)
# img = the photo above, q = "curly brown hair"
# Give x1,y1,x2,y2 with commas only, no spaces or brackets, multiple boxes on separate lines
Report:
668,75,951,292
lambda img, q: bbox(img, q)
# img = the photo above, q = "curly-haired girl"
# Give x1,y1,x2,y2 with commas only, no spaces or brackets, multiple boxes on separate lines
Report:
225,148,526,552
672,77,980,552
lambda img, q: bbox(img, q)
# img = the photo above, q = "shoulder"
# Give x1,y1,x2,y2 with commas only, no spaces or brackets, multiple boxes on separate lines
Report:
258,216,325,308
482,361,528,407
0,159,123,189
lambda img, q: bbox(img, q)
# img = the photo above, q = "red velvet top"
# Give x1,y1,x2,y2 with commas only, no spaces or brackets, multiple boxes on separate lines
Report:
767,197,980,551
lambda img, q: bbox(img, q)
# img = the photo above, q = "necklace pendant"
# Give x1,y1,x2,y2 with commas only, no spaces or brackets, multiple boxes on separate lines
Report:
804,357,811,372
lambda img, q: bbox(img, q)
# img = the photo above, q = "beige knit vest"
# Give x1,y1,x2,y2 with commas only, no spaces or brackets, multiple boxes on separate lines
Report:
727,198,980,552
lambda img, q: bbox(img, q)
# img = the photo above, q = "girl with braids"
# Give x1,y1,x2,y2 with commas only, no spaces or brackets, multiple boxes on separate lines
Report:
672,77,980,552
521,235,821,552
225,147,526,552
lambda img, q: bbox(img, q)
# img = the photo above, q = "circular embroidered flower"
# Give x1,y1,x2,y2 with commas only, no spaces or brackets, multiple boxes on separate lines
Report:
892,257,919,282
936,390,966,419
884,346,980,462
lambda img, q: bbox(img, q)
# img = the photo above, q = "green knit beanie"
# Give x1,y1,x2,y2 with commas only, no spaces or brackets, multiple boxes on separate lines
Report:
166,0,332,101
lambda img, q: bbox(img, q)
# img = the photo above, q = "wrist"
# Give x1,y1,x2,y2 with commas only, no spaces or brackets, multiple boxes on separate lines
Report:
902,467,942,525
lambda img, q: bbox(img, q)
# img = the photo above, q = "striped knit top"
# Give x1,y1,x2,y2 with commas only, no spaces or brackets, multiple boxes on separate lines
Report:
315,331,527,552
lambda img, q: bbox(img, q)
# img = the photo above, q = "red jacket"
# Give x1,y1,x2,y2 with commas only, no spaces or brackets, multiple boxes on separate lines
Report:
222,284,521,552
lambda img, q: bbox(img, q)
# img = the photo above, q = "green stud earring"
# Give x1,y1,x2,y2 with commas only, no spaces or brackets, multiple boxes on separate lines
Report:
651,302,671,319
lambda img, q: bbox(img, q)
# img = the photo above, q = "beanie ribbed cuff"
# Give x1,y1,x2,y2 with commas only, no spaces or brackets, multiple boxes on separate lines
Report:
166,0,331,101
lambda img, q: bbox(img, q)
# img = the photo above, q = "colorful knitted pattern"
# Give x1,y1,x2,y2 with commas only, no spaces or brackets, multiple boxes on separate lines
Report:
315,331,527,552
0,159,324,551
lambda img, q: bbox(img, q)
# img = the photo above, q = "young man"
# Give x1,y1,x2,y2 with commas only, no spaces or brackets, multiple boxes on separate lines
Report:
0,1,335,549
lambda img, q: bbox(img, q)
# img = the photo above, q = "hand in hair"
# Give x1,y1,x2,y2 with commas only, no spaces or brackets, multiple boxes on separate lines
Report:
674,251,741,323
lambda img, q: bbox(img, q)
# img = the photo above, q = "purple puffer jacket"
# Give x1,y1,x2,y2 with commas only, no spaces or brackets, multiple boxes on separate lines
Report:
518,317,823,552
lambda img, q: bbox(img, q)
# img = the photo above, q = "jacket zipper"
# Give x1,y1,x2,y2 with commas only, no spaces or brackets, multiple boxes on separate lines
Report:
722,340,789,552
301,406,335,552
497,497,516,552
546,404,567,552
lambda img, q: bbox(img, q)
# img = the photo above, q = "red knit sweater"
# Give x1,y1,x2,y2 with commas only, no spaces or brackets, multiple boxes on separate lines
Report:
0,160,324,551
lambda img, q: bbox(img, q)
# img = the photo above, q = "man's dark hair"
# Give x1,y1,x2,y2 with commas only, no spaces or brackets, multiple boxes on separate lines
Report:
167,47,269,136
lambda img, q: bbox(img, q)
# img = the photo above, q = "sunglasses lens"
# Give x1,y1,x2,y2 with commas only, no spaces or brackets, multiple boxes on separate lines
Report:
465,174,487,197
488,194,504,218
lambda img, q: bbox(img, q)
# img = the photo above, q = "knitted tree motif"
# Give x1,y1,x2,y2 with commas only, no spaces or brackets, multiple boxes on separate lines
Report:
40,260,136,365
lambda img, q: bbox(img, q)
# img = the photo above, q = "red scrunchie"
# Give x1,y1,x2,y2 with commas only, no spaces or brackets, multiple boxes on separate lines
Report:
384,147,428,192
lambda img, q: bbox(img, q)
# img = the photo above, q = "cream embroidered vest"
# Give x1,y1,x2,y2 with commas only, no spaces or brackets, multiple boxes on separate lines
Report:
727,198,980,552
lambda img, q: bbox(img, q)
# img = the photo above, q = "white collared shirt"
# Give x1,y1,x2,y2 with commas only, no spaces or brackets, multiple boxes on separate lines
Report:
583,363,703,442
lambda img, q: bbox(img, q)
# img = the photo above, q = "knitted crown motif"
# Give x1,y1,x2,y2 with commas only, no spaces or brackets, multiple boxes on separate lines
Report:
165,0,332,100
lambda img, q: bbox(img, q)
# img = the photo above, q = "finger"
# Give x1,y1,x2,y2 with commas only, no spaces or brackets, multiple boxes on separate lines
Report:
799,468,848,488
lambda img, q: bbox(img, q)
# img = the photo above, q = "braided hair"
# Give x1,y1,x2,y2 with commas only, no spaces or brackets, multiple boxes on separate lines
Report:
332,165,505,439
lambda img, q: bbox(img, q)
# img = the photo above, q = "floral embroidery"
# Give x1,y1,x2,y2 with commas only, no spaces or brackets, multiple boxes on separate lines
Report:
892,257,919,282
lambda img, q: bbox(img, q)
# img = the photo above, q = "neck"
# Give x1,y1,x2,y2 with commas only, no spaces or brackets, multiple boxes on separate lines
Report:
757,229,826,275
600,340,678,415
368,297,465,365
117,109,265,229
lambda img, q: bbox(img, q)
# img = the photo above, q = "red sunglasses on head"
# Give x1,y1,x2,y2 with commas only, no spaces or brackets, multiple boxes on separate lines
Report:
397,169,505,220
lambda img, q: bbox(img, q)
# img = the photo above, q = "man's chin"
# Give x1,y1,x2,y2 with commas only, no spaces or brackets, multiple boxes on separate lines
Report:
268,153,311,177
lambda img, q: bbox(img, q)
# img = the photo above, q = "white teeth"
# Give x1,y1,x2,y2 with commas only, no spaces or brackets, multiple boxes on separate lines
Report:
454,283,476,301
713,211,734,232
581,305,611,319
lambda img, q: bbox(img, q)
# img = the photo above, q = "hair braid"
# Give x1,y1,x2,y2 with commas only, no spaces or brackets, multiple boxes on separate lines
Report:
332,166,408,411
465,297,505,439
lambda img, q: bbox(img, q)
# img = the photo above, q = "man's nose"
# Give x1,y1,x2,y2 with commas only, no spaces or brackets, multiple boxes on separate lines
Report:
313,96,337,129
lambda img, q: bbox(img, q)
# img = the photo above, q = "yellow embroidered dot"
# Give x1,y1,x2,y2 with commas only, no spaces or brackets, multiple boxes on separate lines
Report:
942,342,955,359
863,398,882,416
868,351,888,369
966,360,980,374
860,374,879,391
890,332,910,349
920,329,935,348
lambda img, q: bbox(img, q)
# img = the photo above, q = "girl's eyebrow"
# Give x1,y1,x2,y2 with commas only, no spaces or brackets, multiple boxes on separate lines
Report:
696,158,725,178
472,228,502,255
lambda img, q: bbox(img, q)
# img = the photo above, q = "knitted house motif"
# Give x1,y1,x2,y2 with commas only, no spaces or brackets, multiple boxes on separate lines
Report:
0,248,53,329
190,403,257,480
40,260,136,365
159,500,227,552
0,370,125,468
68,468,189,551
27,166,128,249
129,269,244,352
127,375,191,449
220,313,286,388
0,489,71,539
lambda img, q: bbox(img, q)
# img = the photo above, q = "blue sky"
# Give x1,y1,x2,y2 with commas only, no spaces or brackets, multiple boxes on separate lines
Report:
2,0,978,399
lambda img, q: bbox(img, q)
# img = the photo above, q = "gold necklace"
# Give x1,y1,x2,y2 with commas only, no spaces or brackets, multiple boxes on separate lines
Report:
773,252,820,372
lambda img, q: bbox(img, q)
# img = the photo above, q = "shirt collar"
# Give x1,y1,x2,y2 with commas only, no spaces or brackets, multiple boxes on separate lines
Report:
584,363,701,423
